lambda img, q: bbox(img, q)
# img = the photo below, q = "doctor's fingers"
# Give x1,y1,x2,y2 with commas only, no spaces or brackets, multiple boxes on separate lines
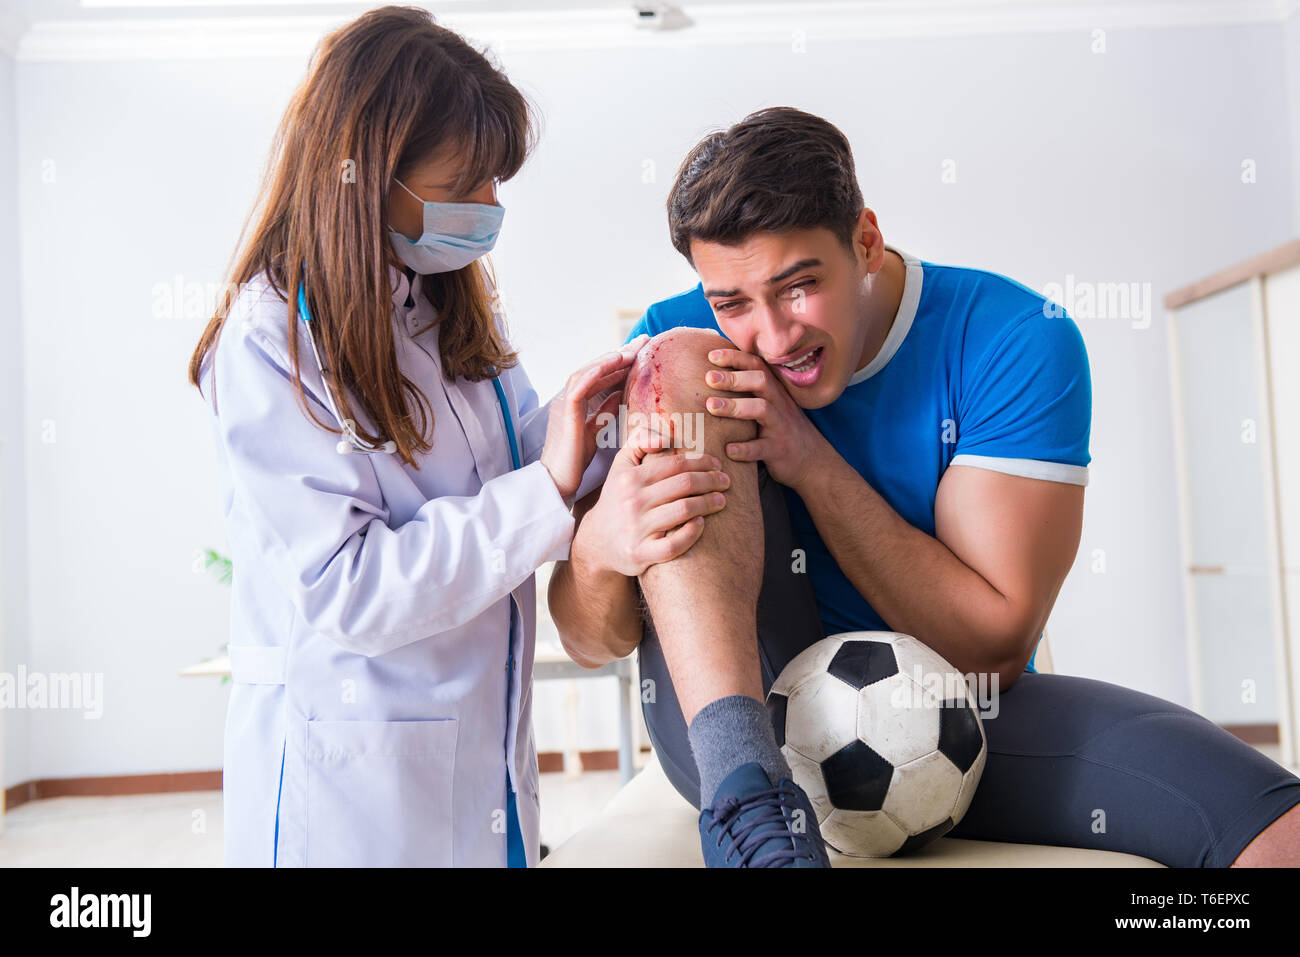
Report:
587,332,650,383
562,347,640,403
561,367,630,421
586,367,632,403
585,388,624,434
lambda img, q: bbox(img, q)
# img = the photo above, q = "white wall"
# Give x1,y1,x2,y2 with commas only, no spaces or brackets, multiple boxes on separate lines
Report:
1287,9,1300,233
6,16,1299,782
13,55,308,783
496,22,1298,711
0,48,30,791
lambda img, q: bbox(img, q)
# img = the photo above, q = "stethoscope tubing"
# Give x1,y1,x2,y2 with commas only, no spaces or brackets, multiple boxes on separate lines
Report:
296,276,517,469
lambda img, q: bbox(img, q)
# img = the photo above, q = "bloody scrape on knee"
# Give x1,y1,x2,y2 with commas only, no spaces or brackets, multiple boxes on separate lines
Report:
623,328,746,457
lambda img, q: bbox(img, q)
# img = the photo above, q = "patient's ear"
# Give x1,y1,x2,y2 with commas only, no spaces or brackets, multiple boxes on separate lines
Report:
851,207,885,272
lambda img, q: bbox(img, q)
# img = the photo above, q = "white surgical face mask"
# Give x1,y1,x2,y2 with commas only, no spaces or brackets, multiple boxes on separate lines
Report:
387,177,504,275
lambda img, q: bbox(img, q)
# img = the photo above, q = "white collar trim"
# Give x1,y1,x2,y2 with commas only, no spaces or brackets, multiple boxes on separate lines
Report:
846,246,922,387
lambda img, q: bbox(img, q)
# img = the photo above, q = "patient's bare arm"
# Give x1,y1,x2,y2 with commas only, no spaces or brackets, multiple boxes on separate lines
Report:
548,488,644,668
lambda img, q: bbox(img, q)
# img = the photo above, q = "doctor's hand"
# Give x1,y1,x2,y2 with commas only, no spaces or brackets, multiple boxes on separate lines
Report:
702,347,835,492
574,424,731,578
540,335,651,503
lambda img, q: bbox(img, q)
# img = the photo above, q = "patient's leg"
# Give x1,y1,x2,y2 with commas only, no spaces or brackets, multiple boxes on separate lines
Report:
625,328,765,724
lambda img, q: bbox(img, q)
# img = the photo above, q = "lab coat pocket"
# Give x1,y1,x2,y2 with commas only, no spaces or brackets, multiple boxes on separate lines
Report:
304,718,458,867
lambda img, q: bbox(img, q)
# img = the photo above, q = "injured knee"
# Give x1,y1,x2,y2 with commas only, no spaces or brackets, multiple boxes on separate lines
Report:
624,328,757,456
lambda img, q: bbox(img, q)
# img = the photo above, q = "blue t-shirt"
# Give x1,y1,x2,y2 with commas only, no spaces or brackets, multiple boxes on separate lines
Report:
624,249,1092,675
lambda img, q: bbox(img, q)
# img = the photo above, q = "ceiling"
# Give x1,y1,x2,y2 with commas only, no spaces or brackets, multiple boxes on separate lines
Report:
5,0,1293,23
2,0,1296,60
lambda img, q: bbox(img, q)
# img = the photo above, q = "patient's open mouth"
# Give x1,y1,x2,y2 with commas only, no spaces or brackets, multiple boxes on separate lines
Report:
774,345,824,387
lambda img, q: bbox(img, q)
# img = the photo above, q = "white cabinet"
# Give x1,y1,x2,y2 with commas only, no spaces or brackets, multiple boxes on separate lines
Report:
1167,241,1300,770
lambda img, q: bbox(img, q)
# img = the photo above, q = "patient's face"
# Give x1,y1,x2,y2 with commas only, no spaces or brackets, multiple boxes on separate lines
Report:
690,225,873,410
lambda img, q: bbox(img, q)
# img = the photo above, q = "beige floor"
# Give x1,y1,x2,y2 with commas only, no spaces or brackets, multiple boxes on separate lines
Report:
0,768,631,867
1,746,1291,867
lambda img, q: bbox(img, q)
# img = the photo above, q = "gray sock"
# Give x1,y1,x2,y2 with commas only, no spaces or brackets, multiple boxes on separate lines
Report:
687,693,792,808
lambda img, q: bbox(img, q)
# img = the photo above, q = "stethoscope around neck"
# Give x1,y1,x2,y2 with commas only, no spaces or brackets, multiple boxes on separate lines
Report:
295,276,520,470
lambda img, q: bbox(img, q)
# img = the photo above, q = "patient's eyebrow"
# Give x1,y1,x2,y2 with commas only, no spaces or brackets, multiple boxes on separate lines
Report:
703,258,823,298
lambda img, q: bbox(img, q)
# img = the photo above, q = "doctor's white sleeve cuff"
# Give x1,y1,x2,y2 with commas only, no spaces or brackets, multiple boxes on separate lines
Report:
375,459,574,649
543,445,619,563
947,454,1090,486
509,459,577,565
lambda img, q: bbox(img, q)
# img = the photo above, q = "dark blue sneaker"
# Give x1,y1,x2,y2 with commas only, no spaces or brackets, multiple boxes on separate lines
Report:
698,762,831,868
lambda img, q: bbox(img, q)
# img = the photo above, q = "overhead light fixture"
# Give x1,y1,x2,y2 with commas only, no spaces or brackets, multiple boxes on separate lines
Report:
79,0,483,7
632,3,693,32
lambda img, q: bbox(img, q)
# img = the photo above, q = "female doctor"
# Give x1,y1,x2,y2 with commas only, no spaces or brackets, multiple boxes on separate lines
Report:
187,7,722,866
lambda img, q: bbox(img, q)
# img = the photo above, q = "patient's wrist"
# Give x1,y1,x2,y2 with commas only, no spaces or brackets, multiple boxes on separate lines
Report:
569,521,612,577
791,434,841,497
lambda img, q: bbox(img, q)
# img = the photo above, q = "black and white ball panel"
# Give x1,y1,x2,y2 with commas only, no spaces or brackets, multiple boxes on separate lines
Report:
765,632,988,858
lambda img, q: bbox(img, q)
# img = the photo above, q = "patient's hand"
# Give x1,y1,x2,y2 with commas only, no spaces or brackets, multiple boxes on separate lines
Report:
702,346,832,491
575,423,732,578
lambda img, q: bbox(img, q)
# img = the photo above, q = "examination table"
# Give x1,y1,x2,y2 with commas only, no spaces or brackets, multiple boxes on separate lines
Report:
539,637,1165,868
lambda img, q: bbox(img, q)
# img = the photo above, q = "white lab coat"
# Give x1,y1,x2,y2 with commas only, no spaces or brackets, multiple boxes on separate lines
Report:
200,265,614,867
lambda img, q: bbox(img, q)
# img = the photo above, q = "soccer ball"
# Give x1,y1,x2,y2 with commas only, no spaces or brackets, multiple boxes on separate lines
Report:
766,632,987,858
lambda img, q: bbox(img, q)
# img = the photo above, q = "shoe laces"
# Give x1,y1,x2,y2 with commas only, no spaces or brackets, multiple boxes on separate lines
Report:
706,782,820,867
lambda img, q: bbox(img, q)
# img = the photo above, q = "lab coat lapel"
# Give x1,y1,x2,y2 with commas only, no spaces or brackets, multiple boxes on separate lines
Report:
408,271,538,846
404,268,510,486
427,309,534,783
441,372,510,486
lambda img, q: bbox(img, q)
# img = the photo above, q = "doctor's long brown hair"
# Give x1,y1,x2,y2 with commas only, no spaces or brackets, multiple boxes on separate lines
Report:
187,6,536,467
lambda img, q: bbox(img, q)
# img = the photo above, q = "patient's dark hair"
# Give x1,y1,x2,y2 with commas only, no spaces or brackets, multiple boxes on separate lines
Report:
667,106,864,267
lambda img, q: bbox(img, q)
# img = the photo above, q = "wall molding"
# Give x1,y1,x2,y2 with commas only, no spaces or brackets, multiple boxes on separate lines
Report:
13,0,1300,63
3,731,1280,816
5,770,223,814
1221,723,1283,746
1164,237,1300,308
2,748,653,813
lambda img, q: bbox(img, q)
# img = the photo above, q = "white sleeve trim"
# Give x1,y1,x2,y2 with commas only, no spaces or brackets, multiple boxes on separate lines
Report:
948,454,1089,486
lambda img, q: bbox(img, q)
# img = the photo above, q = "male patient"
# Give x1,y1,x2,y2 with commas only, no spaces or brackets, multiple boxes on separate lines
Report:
549,107,1300,868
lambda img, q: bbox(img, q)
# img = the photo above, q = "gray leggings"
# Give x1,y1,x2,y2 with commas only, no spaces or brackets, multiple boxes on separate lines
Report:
637,464,1300,867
